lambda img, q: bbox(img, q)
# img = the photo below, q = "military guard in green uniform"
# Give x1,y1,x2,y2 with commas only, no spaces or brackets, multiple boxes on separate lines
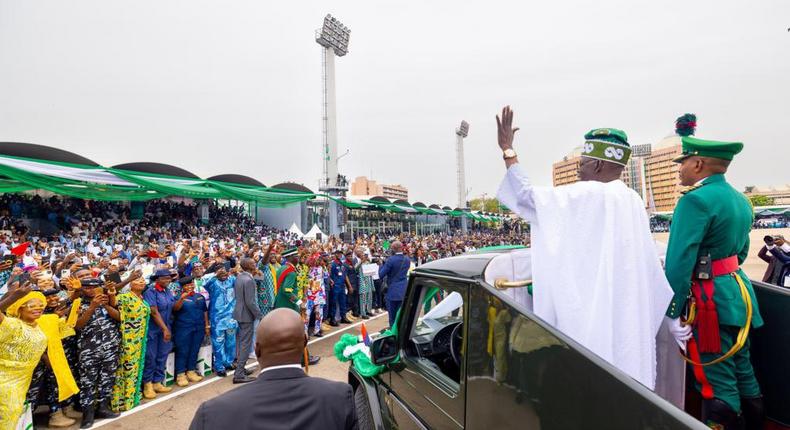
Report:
665,135,764,430
274,247,320,366
274,247,302,312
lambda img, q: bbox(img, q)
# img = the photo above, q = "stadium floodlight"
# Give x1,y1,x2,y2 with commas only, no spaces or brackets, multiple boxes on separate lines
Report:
316,14,352,236
316,14,351,56
456,120,470,137
455,120,470,232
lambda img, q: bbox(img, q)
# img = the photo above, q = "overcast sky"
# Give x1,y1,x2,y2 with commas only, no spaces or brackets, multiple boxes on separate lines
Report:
1,0,788,206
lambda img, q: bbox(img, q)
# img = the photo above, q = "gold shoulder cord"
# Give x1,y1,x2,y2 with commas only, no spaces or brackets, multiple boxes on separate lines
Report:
681,273,752,367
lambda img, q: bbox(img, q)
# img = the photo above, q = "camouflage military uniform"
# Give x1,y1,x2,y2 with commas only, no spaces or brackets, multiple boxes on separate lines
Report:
26,360,59,412
77,303,121,409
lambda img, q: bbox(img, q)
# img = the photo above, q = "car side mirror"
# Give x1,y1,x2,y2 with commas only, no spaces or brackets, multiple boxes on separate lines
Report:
370,334,398,365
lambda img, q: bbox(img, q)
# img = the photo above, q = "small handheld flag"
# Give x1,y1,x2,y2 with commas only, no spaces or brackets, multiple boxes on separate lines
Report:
360,323,371,346
10,242,30,256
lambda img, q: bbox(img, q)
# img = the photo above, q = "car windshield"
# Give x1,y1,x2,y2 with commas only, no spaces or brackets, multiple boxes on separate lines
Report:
412,289,463,337
423,291,462,320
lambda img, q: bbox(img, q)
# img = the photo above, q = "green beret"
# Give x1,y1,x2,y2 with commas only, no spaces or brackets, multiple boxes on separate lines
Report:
580,128,632,166
281,247,299,258
672,136,743,163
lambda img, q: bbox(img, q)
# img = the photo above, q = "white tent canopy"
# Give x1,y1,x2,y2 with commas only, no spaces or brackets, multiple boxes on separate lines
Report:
288,222,304,237
303,223,326,241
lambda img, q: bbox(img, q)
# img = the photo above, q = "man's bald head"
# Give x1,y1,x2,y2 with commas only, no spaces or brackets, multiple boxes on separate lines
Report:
240,257,256,272
390,241,403,253
255,308,307,369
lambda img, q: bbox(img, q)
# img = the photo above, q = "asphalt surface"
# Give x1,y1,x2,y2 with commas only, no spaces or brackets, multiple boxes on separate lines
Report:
38,312,389,430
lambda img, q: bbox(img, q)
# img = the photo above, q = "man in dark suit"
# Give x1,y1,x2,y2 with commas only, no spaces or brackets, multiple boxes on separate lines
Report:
378,240,411,327
232,258,263,383
189,308,357,430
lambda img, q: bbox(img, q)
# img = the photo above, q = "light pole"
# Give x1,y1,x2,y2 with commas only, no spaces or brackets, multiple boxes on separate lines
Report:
316,14,351,236
455,120,469,232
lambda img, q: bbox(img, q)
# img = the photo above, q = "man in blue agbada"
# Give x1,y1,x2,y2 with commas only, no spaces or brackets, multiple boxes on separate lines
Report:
202,267,237,377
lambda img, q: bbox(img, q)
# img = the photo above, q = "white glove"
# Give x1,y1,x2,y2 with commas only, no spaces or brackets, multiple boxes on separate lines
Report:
666,317,692,353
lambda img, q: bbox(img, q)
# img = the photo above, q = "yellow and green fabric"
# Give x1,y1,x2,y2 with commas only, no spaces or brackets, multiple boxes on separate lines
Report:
111,293,150,412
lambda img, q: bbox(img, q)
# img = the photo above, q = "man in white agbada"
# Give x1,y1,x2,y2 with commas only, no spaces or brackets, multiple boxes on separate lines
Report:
494,106,688,390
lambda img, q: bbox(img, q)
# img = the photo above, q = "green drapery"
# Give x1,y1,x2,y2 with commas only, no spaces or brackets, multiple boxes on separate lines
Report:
0,155,512,218
0,163,165,201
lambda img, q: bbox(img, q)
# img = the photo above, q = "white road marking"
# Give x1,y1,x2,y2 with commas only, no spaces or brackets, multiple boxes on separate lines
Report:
92,312,386,428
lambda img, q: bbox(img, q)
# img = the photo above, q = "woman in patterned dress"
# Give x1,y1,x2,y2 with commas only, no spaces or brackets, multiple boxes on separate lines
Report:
296,255,310,323
355,249,375,318
306,253,327,336
0,288,48,430
110,277,150,412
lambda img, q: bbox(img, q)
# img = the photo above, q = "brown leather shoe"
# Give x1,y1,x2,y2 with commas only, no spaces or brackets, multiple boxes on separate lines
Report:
153,382,172,393
48,410,76,428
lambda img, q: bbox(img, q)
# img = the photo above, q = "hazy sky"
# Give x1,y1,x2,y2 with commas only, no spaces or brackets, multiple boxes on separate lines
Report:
1,1,788,206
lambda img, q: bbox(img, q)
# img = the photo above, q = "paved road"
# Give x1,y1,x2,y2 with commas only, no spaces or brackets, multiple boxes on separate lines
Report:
43,313,390,430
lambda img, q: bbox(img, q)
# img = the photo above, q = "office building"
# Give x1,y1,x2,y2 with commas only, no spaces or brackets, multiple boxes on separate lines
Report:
552,146,583,186
350,176,409,200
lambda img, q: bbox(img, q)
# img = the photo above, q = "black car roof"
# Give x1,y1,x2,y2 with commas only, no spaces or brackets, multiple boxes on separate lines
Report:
414,249,521,280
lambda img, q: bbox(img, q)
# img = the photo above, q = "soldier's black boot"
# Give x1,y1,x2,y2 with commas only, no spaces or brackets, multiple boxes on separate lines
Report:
702,398,742,430
740,397,764,430
95,400,120,419
80,406,95,429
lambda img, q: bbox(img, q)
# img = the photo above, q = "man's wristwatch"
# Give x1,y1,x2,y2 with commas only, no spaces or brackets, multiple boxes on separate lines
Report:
503,148,517,160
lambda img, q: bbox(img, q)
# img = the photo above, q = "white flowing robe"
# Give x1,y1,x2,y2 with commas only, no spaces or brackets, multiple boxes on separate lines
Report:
497,163,673,389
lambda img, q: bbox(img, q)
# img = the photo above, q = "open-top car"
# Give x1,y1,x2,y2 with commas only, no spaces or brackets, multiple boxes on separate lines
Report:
349,246,790,430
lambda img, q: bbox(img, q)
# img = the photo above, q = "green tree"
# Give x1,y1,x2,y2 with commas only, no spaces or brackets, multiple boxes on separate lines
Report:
749,195,774,207
468,197,502,213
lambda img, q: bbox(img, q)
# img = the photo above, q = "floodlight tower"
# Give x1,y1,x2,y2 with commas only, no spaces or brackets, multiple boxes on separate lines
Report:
316,14,351,236
455,121,470,232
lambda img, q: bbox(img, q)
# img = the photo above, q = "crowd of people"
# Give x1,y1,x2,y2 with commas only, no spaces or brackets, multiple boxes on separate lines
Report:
0,194,524,429
753,218,789,229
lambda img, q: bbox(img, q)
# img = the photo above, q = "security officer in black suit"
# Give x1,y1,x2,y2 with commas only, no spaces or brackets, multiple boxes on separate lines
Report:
189,308,357,430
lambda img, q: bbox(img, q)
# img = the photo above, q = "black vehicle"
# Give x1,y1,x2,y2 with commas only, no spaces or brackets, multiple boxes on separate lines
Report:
349,247,790,429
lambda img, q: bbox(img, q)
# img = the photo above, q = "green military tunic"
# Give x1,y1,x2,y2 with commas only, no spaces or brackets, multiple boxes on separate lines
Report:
664,173,763,413
665,173,763,328
273,263,300,312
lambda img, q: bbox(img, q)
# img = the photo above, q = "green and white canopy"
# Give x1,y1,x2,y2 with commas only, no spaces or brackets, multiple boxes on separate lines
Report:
0,142,508,217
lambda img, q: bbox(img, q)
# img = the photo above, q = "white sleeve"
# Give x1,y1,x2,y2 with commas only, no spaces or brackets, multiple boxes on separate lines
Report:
496,163,537,222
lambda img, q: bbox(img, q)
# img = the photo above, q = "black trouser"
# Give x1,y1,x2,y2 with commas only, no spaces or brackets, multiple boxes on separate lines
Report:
372,279,383,309
349,280,360,316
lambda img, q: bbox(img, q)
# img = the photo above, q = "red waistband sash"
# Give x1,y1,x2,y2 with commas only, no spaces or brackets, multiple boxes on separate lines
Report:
277,265,295,289
691,255,739,353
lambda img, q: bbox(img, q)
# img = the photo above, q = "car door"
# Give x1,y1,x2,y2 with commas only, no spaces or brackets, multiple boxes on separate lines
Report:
385,277,467,430
464,282,704,429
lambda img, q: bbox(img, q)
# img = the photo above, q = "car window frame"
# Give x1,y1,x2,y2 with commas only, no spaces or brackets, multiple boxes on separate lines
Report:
398,277,468,397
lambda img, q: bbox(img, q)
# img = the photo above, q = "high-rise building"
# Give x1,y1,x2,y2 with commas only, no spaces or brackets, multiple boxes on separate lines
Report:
620,144,653,201
643,135,683,212
552,146,582,186
349,176,408,200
